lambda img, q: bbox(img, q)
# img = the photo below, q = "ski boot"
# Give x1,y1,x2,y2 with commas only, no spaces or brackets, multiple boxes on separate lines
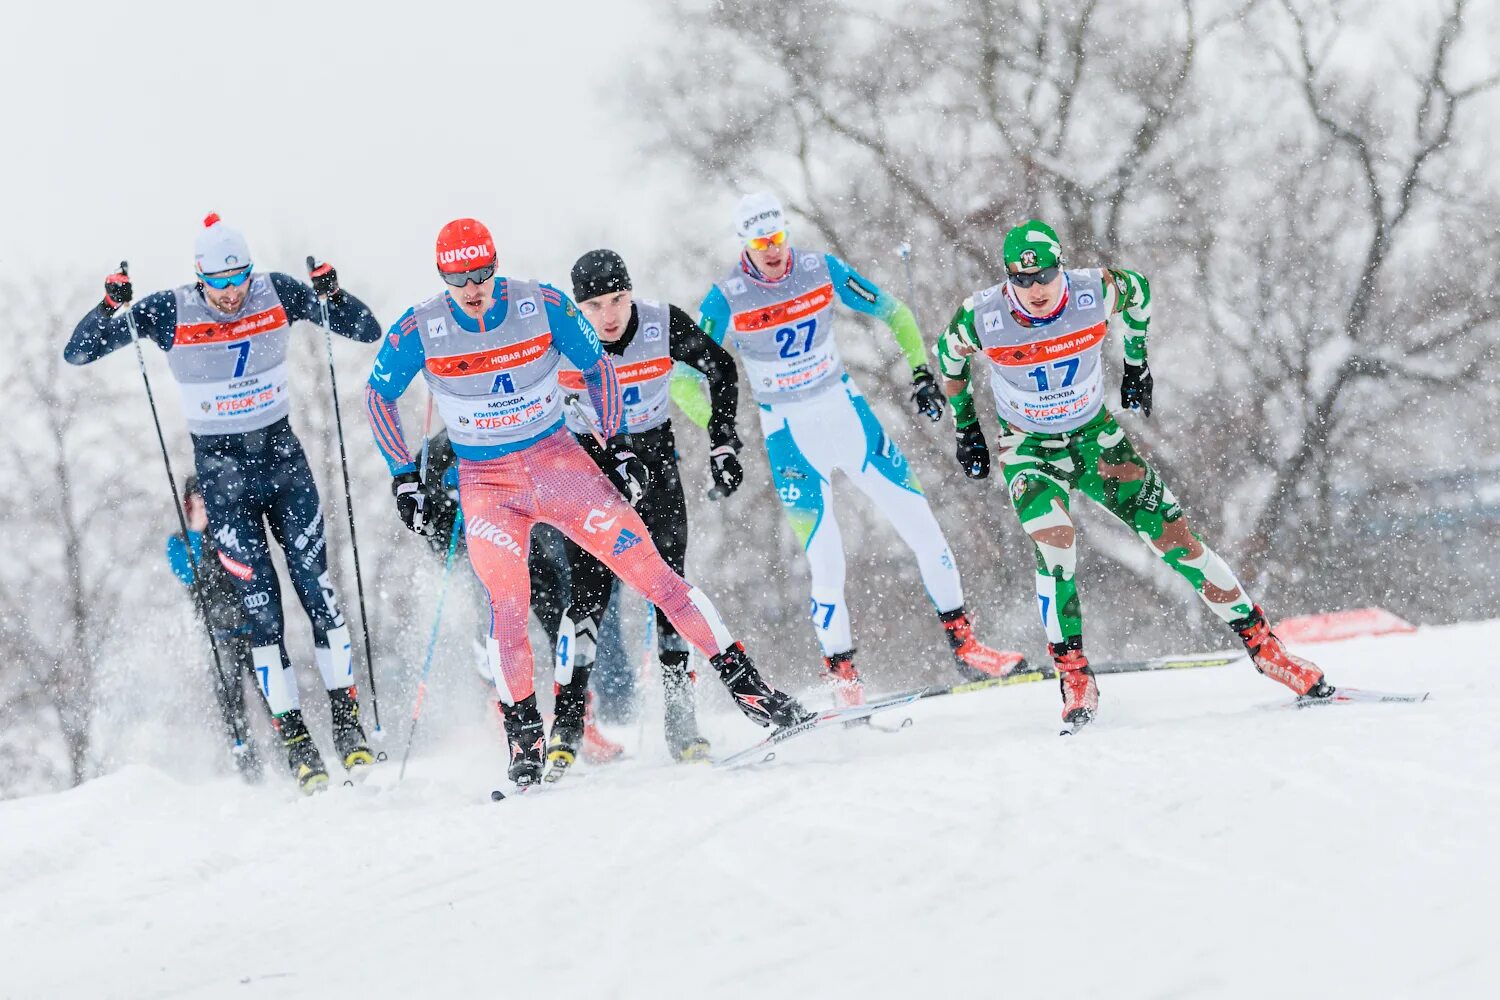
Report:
544,679,588,783
662,653,711,762
712,642,811,729
329,686,376,774
581,693,626,765
1052,639,1099,734
1231,605,1334,699
823,649,865,708
501,695,546,788
940,607,1029,681
276,710,329,794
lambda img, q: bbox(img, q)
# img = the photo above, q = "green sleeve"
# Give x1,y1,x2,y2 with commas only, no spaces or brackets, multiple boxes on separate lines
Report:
936,299,981,428
1105,268,1150,366
885,300,928,371
669,365,712,430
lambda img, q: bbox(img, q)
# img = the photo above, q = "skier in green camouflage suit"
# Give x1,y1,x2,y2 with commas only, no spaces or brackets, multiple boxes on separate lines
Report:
935,219,1334,730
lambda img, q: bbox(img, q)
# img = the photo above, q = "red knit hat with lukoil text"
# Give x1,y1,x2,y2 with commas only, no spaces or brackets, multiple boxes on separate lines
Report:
435,218,496,274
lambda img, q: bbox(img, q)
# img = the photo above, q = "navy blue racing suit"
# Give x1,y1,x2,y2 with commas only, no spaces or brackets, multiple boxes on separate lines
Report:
67,273,381,711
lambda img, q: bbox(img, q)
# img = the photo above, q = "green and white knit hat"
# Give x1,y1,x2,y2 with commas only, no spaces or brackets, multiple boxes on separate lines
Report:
1003,219,1063,273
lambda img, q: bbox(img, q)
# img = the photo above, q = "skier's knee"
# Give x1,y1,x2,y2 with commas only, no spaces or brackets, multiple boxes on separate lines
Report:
1151,516,1203,559
1023,497,1076,575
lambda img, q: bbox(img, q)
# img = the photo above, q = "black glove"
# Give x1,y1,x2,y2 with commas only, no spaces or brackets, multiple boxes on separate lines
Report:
604,436,649,506
708,445,743,498
306,257,341,299
103,266,132,317
911,365,946,423
1121,363,1153,417
392,471,430,535
423,491,461,553
956,423,990,480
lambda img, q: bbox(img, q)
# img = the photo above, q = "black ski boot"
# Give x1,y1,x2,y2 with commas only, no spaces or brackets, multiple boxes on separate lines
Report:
545,676,589,783
711,642,811,729
329,686,376,773
661,652,710,762
276,710,329,795
501,694,546,788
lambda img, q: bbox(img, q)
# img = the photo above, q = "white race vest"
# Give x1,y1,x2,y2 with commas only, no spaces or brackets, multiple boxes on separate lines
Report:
716,253,844,404
558,298,674,434
167,275,293,435
970,270,1112,434
412,280,563,449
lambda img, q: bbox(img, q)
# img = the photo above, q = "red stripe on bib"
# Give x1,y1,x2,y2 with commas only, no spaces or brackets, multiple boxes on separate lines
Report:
174,305,289,346
731,283,835,332
983,320,1107,367
425,332,554,378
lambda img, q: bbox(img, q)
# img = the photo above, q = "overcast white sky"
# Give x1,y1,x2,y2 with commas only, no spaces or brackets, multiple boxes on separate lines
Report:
0,0,704,319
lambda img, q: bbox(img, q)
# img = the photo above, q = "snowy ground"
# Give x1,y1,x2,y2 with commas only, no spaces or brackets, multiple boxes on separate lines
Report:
4,620,1497,999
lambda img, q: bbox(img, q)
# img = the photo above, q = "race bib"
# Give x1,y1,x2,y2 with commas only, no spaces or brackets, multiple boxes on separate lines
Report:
176,361,290,424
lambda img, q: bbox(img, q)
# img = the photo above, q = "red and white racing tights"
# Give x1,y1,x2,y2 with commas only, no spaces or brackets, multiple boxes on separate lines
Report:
459,429,734,704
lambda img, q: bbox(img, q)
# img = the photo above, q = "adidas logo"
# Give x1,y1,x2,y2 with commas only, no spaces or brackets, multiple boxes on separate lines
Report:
612,529,641,556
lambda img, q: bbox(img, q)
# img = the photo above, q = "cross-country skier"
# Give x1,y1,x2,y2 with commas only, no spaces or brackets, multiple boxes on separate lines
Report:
165,474,265,778
935,219,1335,730
689,191,1026,706
66,214,384,791
416,429,626,763
544,248,747,771
364,218,808,788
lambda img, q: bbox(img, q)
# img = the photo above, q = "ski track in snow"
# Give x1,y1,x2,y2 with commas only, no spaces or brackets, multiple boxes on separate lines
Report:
3,621,1498,999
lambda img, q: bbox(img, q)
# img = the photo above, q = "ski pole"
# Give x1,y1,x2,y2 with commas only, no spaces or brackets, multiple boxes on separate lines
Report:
119,261,245,749
306,257,383,737
398,507,464,780
896,242,917,314
564,395,608,449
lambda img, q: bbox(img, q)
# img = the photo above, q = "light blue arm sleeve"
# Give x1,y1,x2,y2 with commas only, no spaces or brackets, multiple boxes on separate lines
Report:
696,285,732,345
365,308,427,475
543,284,622,437
825,254,899,321
166,534,197,587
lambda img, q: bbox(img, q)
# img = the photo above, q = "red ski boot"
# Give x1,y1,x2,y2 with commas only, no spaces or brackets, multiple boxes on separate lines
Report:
823,650,864,708
581,692,625,764
940,607,1028,681
1051,639,1098,733
1232,606,1333,698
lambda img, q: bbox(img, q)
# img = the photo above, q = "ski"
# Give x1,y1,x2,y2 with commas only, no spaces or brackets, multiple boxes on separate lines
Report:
1059,714,1093,736
1290,686,1431,709
714,691,923,769
1091,652,1242,675
904,666,1056,703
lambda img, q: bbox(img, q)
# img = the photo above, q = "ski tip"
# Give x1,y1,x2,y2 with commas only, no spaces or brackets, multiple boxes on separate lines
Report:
375,750,389,762
343,779,354,788
490,789,506,802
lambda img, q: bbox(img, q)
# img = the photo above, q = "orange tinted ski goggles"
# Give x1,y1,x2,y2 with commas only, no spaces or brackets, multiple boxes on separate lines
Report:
746,230,789,252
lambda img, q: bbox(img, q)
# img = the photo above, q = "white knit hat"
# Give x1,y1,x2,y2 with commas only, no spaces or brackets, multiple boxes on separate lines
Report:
733,191,788,242
194,213,253,275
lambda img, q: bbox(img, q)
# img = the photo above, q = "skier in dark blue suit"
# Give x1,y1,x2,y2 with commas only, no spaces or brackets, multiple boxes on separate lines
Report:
67,214,383,793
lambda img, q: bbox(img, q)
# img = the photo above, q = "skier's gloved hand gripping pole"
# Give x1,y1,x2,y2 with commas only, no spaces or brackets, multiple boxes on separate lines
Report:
393,396,437,536
116,261,245,751
306,255,385,743
897,242,946,424
566,395,649,506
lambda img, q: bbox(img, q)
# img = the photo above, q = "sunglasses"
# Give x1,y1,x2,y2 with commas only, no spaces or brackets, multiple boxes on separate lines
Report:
1008,266,1060,288
199,266,253,289
746,230,788,252
439,263,497,288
